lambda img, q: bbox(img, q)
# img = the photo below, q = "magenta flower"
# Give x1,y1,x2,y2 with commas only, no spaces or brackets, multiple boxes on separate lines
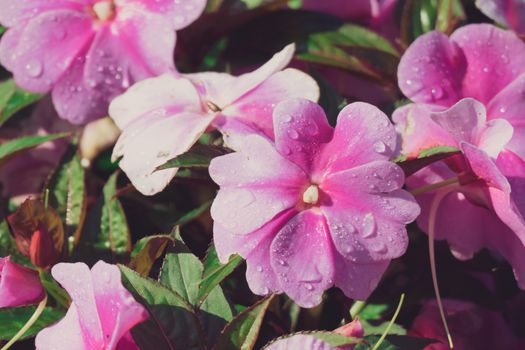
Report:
109,44,319,196
0,0,206,124
209,98,420,307
409,299,524,350
0,256,44,308
35,261,148,350
264,334,341,350
397,24,525,160
396,98,525,288
476,0,525,35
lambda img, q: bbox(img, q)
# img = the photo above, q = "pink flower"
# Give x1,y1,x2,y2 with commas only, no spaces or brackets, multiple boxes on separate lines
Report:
209,98,420,307
409,299,523,350
0,256,44,308
476,0,525,35
397,23,525,160
396,98,525,287
109,44,319,196
35,261,148,350
0,0,206,124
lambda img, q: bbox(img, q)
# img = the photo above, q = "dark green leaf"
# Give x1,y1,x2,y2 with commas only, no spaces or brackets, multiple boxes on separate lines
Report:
212,295,275,350
120,265,206,350
355,335,437,350
199,245,243,304
395,146,460,177
361,320,406,336
0,133,70,166
0,79,43,127
45,145,86,249
130,235,172,276
0,221,23,262
156,144,227,171
173,200,212,226
0,306,65,340
159,229,233,347
84,172,131,256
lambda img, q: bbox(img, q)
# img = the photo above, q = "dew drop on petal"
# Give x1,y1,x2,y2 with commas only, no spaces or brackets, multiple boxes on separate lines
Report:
25,59,43,78
373,141,386,154
287,129,299,140
362,213,376,238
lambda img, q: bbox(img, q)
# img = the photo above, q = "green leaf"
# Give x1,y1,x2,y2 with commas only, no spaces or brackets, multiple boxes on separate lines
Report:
45,145,87,250
84,172,131,256
355,335,437,350
173,200,212,226
0,25,5,35
0,79,43,127
156,144,227,171
262,332,359,349
361,320,406,336
0,220,28,265
199,245,243,304
212,295,275,350
0,133,70,166
395,146,460,177
0,306,64,340
159,229,233,347
130,235,173,276
119,265,206,350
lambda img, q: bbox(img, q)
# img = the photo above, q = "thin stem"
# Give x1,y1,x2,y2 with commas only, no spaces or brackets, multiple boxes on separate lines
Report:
410,176,460,196
350,300,366,320
371,293,405,350
43,188,50,211
1,294,48,350
428,186,458,349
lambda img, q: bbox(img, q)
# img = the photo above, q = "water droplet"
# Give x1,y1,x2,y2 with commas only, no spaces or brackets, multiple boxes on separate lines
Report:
278,259,287,266
373,141,387,154
256,266,263,272
282,114,293,123
304,283,313,291
25,59,43,78
287,129,299,140
431,86,443,99
362,213,376,238
482,66,491,73
307,122,319,136
499,106,507,114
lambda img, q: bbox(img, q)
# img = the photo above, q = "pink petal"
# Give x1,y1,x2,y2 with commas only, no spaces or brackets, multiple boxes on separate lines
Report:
487,72,525,159
108,9,176,76
393,104,455,158
461,142,510,192
116,332,140,350
265,334,336,350
51,50,108,124
476,119,513,158
317,102,397,174
270,211,335,308
322,164,417,263
210,135,306,235
8,9,94,93
108,74,202,130
218,68,320,146
430,98,487,145
476,0,525,34
333,254,389,300
90,261,148,349
0,26,25,72
114,111,214,195
187,44,295,108
214,210,298,296
272,98,333,174
0,0,87,26
0,256,44,308
51,262,104,348
397,31,466,106
450,24,525,104
120,0,206,30
35,304,87,350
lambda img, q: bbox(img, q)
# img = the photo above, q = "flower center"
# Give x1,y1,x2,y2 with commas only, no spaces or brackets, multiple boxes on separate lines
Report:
92,1,116,22
302,184,319,205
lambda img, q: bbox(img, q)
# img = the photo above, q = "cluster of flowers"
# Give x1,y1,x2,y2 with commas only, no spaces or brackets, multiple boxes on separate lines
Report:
1,0,525,349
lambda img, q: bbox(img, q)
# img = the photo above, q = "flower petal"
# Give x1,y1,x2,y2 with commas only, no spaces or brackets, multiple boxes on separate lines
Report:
109,74,201,130
51,262,104,347
8,9,94,93
0,256,44,308
218,68,320,146
187,44,295,108
272,98,333,174
0,0,87,26
91,261,148,348
270,210,335,308
114,111,213,195
265,334,336,350
35,304,87,350
450,24,525,104
398,31,466,106
318,102,397,174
